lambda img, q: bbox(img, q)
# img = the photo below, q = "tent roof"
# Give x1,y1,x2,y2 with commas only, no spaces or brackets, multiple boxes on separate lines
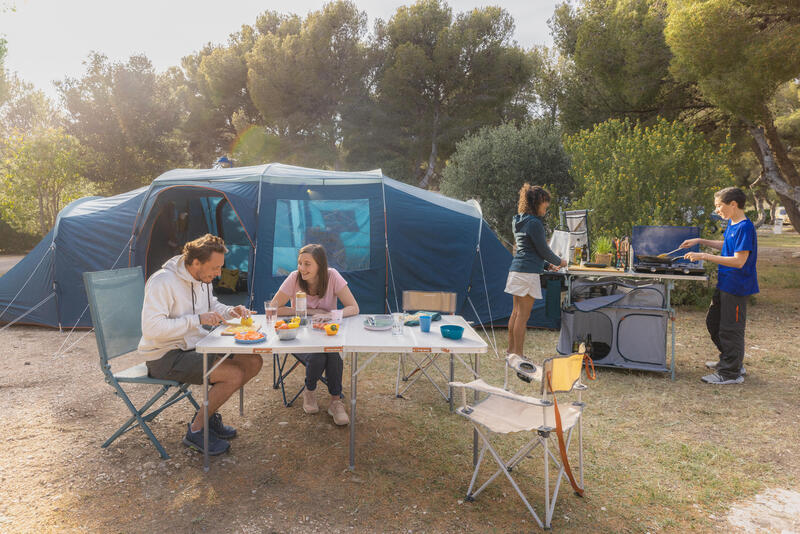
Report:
151,163,482,219
153,163,384,185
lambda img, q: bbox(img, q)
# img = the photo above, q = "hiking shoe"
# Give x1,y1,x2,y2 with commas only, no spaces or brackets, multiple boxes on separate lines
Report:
209,412,237,440
182,423,230,455
701,372,744,385
303,389,319,414
328,398,349,426
704,361,746,376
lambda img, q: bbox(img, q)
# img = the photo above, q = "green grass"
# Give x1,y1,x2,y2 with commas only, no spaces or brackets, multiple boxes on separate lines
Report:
757,229,800,248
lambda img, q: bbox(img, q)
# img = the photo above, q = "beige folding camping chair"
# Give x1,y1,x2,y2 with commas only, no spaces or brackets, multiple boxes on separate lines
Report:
450,349,596,530
395,290,476,410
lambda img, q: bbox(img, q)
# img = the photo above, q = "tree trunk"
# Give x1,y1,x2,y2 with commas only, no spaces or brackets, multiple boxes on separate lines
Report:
418,106,440,189
760,114,800,231
746,122,800,232
749,175,766,228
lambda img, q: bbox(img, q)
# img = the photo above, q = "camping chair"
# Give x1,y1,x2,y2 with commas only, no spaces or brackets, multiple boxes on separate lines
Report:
449,350,596,530
272,352,336,407
83,267,199,459
396,290,472,410
560,209,591,262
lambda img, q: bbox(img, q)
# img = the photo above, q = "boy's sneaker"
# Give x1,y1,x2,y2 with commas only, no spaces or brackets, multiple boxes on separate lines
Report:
704,361,746,376
701,372,744,385
182,423,230,455
209,412,237,439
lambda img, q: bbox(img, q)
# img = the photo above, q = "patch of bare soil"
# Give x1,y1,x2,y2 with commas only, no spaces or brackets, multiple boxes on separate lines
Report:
726,489,800,533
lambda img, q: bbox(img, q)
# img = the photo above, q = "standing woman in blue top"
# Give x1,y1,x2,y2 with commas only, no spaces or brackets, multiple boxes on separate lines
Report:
682,187,758,385
505,184,567,358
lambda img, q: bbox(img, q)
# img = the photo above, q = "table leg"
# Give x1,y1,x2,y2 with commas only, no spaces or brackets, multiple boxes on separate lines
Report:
667,280,676,381
349,351,357,471
239,386,244,416
473,353,479,466
449,354,454,413
203,352,209,473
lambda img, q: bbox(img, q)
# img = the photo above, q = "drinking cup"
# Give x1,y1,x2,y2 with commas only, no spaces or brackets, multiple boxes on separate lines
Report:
331,309,343,322
419,314,431,333
391,312,404,336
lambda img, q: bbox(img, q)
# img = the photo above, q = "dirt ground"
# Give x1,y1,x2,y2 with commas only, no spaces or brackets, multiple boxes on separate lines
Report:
1,236,799,533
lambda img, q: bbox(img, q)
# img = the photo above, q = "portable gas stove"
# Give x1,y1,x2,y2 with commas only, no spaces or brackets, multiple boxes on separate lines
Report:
633,260,705,275
632,225,706,276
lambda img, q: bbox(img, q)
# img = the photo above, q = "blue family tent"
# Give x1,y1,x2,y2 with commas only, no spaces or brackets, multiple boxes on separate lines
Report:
0,163,559,330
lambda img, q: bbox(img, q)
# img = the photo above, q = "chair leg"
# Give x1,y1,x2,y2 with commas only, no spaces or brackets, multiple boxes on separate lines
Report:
104,382,171,459
185,386,200,410
469,424,545,529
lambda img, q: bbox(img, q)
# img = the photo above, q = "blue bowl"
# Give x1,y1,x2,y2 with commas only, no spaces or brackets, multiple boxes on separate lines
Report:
440,324,464,340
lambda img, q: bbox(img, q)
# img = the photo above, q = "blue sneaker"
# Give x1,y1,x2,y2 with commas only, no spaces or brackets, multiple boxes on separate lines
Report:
209,412,237,440
182,423,230,455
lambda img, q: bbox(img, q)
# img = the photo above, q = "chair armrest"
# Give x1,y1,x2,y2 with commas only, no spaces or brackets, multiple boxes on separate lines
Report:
449,379,548,407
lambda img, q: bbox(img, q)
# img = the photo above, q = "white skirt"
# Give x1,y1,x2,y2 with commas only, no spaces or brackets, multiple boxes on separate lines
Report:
504,271,542,299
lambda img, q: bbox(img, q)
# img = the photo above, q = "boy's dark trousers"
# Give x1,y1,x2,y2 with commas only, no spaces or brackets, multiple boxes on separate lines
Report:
706,289,748,379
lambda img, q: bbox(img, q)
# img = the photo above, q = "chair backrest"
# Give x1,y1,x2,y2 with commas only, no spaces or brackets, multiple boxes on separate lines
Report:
83,267,145,363
402,290,457,313
541,353,585,395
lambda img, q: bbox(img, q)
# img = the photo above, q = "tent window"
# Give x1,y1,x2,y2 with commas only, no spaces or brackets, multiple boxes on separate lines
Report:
272,199,370,276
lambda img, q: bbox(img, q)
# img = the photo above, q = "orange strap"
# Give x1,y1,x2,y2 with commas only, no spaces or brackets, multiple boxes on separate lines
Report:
583,354,597,381
546,371,584,496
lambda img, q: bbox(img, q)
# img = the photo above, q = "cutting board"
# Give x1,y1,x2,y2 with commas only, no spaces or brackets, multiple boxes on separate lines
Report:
568,265,625,273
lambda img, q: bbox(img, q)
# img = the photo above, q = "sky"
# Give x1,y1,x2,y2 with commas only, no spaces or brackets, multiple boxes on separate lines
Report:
1,0,561,100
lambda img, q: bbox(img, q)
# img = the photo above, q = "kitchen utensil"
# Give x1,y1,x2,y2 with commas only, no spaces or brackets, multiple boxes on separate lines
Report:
656,246,684,258
636,254,687,264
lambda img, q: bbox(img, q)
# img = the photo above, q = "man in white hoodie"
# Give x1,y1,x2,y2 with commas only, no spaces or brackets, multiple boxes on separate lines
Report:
139,234,263,455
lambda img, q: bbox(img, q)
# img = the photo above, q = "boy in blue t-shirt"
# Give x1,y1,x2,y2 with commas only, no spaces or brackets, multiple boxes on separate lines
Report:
681,187,758,385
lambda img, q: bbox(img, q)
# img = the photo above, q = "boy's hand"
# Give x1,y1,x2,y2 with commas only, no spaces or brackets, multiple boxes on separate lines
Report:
684,252,705,262
680,238,699,249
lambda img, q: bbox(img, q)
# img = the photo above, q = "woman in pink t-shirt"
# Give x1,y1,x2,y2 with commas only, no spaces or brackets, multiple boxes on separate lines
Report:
269,244,359,425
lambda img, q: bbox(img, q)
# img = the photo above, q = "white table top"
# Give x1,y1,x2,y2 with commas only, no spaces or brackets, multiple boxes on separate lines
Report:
195,314,489,355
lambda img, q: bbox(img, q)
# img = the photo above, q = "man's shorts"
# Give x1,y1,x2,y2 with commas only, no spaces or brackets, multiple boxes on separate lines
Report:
146,349,223,385
504,271,543,299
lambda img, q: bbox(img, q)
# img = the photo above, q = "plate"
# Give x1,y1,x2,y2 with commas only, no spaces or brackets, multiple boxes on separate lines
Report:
235,336,266,344
363,315,393,331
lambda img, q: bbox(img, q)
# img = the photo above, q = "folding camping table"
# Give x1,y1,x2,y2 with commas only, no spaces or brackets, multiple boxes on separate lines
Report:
195,314,488,472
559,266,707,380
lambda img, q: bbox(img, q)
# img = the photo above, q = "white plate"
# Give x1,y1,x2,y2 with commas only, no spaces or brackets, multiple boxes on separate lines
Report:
363,315,393,331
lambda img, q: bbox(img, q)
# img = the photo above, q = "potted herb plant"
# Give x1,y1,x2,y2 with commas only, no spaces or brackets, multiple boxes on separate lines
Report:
592,236,614,266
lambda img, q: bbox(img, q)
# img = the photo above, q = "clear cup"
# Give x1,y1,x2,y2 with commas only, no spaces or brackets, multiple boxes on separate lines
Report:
391,312,404,336
331,309,343,322
264,300,278,327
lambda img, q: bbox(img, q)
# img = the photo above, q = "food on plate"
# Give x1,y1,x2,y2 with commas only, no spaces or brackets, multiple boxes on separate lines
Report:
222,323,260,335
324,323,339,336
275,320,286,328
277,322,298,330
234,330,265,341
241,316,254,326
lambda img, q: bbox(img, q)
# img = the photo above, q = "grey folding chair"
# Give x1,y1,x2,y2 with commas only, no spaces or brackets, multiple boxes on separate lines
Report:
450,350,596,530
396,290,472,410
83,267,199,459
